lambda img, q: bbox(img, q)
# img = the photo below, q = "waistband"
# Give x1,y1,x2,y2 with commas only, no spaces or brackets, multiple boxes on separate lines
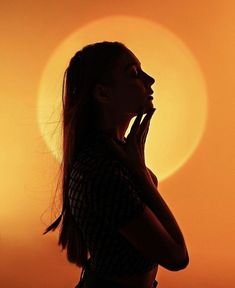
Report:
76,259,158,288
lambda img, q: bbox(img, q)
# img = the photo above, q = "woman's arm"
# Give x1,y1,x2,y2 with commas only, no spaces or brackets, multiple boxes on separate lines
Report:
146,167,158,188
136,167,189,264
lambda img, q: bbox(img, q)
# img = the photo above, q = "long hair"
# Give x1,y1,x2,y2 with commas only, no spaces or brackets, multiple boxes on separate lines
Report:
42,41,127,267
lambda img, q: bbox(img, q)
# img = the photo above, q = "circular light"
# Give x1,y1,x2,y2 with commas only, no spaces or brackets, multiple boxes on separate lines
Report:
37,15,208,181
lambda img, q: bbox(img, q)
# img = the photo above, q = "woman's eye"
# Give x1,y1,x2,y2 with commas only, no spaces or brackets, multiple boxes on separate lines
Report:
132,68,141,78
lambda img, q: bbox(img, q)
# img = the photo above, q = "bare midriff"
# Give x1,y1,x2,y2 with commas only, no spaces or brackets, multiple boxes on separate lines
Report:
105,264,158,288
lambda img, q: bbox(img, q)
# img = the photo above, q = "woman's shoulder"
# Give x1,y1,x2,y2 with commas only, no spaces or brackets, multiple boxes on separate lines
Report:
73,146,131,180
71,130,139,184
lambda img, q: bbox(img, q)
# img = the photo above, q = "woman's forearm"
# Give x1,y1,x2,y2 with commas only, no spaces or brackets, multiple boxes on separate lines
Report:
137,168,189,259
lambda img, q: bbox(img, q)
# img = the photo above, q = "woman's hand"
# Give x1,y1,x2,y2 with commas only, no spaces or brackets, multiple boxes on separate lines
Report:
103,104,156,178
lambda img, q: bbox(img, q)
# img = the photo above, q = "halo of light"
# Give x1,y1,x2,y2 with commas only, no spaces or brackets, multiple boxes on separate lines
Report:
37,15,208,181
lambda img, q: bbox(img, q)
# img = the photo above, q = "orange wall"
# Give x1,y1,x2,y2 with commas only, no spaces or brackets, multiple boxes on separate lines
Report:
0,1,234,287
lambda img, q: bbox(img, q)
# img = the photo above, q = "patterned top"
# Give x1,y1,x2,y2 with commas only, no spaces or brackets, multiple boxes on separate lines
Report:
68,130,157,277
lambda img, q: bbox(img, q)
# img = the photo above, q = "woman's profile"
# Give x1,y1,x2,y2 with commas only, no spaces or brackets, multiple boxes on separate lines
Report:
43,41,189,288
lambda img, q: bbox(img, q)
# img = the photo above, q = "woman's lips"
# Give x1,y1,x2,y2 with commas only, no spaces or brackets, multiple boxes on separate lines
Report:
147,96,154,100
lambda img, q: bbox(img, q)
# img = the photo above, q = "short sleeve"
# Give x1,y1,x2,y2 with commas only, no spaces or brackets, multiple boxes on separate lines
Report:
87,160,146,230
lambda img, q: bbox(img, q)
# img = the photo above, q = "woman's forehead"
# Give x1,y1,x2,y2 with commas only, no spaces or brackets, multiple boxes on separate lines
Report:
116,50,141,72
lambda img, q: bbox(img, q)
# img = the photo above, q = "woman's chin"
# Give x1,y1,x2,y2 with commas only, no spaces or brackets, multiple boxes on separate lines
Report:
126,101,155,116
144,100,154,112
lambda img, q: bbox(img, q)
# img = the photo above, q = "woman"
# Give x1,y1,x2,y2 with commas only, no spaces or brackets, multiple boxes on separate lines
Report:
43,41,189,288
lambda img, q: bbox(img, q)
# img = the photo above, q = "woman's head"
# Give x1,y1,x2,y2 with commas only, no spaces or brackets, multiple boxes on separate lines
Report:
64,41,155,139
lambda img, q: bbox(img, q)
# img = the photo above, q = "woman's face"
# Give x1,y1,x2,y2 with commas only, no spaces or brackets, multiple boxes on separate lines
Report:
108,48,155,116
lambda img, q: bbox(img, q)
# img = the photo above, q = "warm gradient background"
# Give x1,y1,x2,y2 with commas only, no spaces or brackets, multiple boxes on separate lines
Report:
0,1,234,287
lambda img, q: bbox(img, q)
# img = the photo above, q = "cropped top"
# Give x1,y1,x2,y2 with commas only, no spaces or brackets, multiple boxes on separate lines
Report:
68,130,157,277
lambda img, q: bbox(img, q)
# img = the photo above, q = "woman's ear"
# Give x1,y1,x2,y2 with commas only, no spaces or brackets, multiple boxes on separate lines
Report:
92,84,111,104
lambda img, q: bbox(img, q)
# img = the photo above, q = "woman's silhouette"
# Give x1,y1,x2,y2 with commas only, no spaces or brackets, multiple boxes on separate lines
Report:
43,41,189,288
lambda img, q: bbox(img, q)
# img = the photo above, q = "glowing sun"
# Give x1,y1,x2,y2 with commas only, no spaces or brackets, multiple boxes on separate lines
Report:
37,15,208,181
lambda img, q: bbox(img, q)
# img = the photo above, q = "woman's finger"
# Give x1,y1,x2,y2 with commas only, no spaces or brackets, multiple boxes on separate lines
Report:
138,108,155,135
142,124,149,144
129,105,145,137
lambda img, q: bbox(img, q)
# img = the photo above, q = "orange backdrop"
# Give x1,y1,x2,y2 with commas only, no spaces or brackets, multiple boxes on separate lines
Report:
0,1,234,287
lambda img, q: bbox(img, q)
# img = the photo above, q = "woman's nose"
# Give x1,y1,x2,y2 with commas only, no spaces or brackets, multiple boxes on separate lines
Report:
149,75,155,85
149,71,155,83
145,73,155,86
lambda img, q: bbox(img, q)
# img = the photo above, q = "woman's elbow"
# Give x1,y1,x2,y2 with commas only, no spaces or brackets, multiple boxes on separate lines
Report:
169,252,190,271
174,255,189,271
162,248,189,271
